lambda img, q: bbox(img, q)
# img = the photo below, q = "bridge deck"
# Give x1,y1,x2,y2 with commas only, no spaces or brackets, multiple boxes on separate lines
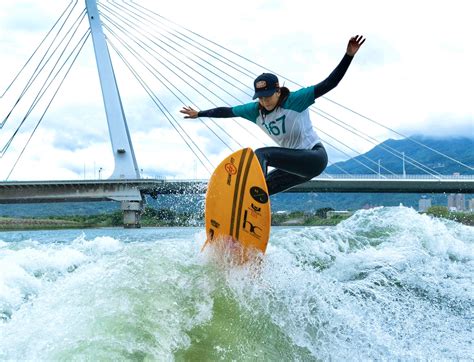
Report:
0,176,472,203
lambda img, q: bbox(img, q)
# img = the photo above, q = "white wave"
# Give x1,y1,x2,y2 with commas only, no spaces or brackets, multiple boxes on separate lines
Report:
72,234,123,254
222,206,473,359
0,231,214,360
0,245,88,321
0,232,126,325
0,213,472,360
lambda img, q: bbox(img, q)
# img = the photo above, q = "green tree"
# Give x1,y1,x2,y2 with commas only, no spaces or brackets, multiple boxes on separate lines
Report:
315,207,334,218
426,206,449,218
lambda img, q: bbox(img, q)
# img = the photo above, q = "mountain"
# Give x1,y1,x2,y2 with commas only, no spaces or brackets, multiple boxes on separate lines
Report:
325,136,474,175
271,135,474,211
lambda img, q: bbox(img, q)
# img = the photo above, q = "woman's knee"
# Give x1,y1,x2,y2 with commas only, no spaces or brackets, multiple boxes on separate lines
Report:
304,156,328,179
311,148,328,177
254,147,275,161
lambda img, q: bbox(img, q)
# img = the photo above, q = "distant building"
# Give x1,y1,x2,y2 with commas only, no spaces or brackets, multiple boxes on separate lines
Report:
469,199,474,212
448,194,465,211
456,194,466,211
419,198,432,212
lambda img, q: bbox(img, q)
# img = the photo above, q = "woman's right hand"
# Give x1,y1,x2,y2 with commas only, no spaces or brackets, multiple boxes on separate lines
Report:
180,106,199,119
346,35,365,56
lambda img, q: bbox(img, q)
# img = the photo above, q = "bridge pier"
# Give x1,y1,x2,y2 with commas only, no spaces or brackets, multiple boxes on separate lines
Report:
121,200,143,228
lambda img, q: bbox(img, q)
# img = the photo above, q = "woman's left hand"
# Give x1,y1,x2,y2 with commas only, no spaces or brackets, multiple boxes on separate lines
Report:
346,35,366,56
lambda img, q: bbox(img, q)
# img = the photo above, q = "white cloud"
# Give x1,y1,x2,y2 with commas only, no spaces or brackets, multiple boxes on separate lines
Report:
0,0,472,180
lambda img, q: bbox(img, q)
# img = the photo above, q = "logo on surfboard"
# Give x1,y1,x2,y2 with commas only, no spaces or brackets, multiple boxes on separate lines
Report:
249,186,268,204
225,157,237,186
242,209,262,238
251,203,261,212
224,162,237,175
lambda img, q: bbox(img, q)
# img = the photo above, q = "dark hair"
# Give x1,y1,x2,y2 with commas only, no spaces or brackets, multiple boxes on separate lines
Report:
276,87,290,107
258,86,290,113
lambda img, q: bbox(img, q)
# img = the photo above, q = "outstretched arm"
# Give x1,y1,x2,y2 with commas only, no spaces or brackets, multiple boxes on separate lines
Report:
180,106,235,119
313,35,365,99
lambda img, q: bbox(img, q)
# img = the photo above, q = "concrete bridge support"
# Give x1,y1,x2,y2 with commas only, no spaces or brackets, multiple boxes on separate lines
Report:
121,200,143,228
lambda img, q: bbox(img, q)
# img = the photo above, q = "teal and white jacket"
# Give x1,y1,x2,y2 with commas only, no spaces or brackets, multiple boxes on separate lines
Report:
232,86,318,149
197,53,354,150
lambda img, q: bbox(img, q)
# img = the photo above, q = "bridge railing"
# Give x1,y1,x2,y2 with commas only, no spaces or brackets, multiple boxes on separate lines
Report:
149,174,474,182
317,174,474,180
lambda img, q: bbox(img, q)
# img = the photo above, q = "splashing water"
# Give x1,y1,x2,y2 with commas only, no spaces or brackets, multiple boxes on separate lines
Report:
0,207,472,360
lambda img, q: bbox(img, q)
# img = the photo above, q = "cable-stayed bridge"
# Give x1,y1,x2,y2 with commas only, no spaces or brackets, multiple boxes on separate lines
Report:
0,1,472,226
0,175,472,203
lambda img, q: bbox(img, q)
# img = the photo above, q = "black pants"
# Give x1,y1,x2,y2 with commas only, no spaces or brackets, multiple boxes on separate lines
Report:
255,143,328,195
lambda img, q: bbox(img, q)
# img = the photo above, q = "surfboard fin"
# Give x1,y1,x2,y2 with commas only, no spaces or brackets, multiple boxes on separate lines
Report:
201,239,210,252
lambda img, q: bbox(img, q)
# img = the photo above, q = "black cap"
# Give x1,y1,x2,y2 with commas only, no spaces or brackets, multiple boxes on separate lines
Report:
253,73,279,99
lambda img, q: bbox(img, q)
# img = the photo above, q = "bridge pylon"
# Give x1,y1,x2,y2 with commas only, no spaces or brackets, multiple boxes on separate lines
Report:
85,0,142,226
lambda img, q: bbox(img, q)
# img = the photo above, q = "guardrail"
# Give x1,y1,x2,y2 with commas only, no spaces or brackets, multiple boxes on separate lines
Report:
317,174,474,180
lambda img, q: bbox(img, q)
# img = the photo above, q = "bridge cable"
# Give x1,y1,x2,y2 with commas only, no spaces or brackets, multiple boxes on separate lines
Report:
134,4,472,173
107,37,214,174
118,0,256,79
106,37,215,175
106,1,254,92
111,2,395,175
99,2,265,146
98,4,262,149
315,129,382,175
322,98,474,171
1,11,88,156
315,112,398,175
99,8,268,150
99,14,242,151
320,164,350,177
316,142,362,177
109,1,268,146
127,1,256,79
102,3,377,174
105,2,460,177
312,108,441,176
100,22,236,151
316,107,447,176
146,20,445,176
1,3,82,129
6,31,91,180
102,2,250,99
0,0,76,99
119,1,426,174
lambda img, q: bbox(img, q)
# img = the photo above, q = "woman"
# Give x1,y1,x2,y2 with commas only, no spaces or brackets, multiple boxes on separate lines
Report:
181,35,365,195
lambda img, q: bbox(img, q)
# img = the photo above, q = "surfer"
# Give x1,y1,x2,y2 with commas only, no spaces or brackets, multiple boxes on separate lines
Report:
180,35,365,195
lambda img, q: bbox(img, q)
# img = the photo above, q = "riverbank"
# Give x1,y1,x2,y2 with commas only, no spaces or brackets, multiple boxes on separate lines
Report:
0,209,349,231
1,206,472,231
0,217,85,230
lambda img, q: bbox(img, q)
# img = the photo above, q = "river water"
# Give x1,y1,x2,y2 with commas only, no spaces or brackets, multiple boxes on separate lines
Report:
0,206,472,360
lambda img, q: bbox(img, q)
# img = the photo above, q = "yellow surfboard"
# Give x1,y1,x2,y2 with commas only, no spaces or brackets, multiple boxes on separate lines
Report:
203,148,271,261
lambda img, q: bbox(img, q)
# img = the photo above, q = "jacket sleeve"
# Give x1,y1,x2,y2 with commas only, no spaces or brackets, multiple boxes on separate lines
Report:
198,107,235,118
313,53,354,99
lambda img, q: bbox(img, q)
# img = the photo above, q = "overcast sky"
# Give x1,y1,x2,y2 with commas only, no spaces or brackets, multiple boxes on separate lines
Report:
0,0,472,181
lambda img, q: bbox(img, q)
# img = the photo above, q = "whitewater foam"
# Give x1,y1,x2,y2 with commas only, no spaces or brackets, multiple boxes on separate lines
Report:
0,208,472,359
219,206,473,359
